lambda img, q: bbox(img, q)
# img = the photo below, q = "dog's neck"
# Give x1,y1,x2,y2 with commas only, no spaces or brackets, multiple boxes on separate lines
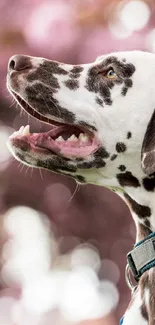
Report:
112,154,154,324
95,150,155,243
103,152,155,324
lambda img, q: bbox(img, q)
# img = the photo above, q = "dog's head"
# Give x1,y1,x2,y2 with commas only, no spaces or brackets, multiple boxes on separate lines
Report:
6,51,155,187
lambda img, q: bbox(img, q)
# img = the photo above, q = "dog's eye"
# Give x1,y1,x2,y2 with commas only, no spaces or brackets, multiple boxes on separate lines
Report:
105,68,116,79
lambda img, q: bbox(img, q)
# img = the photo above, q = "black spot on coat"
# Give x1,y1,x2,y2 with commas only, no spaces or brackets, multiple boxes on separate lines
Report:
37,156,77,173
141,109,155,175
78,121,97,132
116,142,126,153
121,79,133,96
124,193,151,218
96,97,103,106
26,84,75,123
79,159,106,169
117,171,140,187
143,176,155,191
27,61,68,85
64,79,79,90
118,165,126,171
69,73,81,79
75,175,86,183
70,66,84,74
144,219,151,229
85,56,135,108
42,61,68,75
94,147,110,159
141,303,148,321
111,154,117,161
121,87,128,96
127,132,132,139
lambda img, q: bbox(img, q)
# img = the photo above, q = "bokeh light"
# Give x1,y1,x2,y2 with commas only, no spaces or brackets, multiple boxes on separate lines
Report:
119,0,151,32
0,207,119,325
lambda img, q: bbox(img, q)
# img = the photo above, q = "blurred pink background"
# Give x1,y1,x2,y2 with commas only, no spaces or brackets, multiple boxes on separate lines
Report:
1,0,155,323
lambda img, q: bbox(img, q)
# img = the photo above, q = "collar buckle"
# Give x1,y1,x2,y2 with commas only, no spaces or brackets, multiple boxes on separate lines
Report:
125,263,137,293
125,232,155,290
127,252,140,281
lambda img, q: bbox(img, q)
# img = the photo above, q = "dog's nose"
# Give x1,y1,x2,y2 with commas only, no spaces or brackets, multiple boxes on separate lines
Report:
8,55,31,72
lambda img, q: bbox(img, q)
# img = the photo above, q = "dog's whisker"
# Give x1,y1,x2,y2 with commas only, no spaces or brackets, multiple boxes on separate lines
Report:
25,166,31,175
39,168,44,180
5,93,13,99
17,162,22,168
9,101,16,108
30,167,34,178
68,182,80,204
20,109,23,117
20,164,25,173
48,95,61,118
27,113,30,125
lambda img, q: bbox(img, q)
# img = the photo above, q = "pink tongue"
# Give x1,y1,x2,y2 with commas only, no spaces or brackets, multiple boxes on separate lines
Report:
30,134,97,158
42,138,97,158
54,138,92,147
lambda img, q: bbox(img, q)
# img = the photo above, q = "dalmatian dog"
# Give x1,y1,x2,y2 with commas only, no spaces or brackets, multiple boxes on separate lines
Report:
6,50,155,324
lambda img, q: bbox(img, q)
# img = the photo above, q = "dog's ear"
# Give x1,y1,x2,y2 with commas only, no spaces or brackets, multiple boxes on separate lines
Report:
141,110,155,175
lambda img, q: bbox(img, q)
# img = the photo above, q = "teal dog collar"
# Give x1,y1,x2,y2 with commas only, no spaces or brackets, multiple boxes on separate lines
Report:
127,232,155,281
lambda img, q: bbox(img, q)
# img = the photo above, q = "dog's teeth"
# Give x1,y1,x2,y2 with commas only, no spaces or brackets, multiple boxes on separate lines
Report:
10,131,18,139
79,133,89,142
79,133,85,140
10,125,30,139
18,126,25,135
56,136,64,142
19,126,24,131
22,125,30,136
68,134,78,142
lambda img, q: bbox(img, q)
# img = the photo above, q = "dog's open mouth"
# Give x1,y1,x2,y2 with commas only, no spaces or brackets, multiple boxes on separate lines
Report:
9,93,100,159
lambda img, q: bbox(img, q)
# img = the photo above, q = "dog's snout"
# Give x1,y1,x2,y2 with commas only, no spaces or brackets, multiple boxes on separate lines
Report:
8,55,32,73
